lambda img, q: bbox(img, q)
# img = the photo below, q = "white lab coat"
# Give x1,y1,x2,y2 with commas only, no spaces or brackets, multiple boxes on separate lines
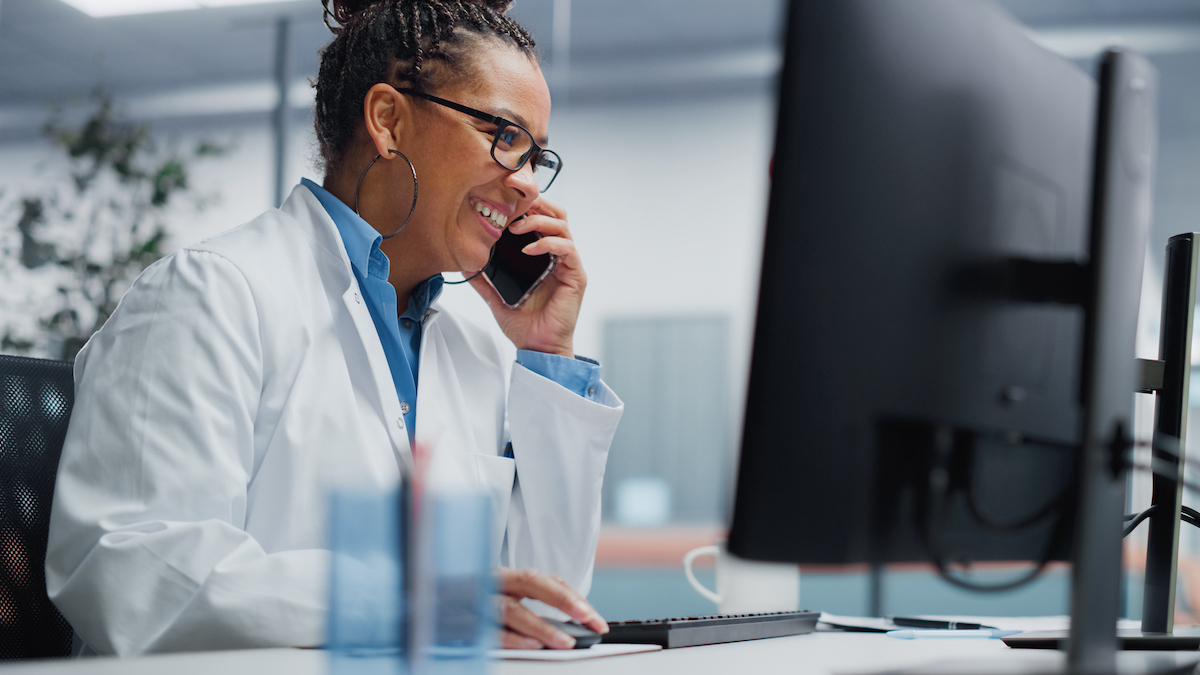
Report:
44,184,623,656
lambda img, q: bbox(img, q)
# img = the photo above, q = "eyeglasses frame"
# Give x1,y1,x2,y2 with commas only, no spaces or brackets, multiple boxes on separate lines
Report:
395,88,562,192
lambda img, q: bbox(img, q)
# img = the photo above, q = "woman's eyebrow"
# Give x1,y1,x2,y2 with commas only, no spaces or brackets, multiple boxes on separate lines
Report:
494,106,549,146
493,106,526,126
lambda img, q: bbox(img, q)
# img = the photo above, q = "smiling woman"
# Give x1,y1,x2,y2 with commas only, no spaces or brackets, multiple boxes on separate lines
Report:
44,0,623,657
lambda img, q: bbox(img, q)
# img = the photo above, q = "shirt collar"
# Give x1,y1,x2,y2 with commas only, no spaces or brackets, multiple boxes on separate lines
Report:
303,177,445,317
406,275,445,321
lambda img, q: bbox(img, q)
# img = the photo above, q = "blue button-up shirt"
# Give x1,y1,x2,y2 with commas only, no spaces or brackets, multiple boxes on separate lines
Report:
302,179,601,444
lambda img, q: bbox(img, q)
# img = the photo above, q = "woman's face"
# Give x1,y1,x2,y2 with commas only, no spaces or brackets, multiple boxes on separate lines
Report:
394,41,551,276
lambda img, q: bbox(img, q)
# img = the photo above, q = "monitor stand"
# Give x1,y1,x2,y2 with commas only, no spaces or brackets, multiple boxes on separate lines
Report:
1135,232,1198,648
1005,233,1199,656
868,48,1192,675
872,651,1200,675
1003,627,1200,651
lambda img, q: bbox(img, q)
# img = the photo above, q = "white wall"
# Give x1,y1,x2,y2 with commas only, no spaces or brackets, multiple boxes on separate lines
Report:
0,92,777,412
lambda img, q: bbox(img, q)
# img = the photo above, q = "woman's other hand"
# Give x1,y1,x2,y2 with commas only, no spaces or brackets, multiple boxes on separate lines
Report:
494,567,608,649
470,197,585,357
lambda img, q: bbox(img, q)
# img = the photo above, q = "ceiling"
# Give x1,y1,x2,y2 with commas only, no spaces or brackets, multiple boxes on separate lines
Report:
0,0,786,105
2,0,1200,128
3,0,1200,275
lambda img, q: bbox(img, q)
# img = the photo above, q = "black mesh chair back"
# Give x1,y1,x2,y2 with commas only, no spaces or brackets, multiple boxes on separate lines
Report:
0,354,75,660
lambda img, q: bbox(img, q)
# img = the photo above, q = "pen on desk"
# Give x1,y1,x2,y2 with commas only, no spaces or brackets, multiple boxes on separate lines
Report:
889,617,997,630
886,629,1020,640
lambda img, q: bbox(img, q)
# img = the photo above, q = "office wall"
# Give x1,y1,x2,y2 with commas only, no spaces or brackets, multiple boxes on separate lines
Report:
601,316,734,526
0,92,774,368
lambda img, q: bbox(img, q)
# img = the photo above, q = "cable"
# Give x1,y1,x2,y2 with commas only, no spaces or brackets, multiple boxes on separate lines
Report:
923,431,1200,584
442,245,494,286
1129,458,1200,496
962,452,1072,534
958,428,1076,533
931,426,1076,534
1122,503,1200,537
443,215,524,286
1185,507,1200,530
1140,432,1184,459
1123,506,1155,537
442,268,485,285
1124,458,1200,538
919,428,1064,593
929,556,1051,593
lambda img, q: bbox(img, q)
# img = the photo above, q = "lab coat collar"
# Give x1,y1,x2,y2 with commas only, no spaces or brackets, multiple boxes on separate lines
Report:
279,183,351,278
298,178,445,323
300,177,384,281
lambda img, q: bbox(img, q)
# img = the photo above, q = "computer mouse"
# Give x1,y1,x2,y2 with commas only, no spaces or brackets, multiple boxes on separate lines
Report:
544,618,602,649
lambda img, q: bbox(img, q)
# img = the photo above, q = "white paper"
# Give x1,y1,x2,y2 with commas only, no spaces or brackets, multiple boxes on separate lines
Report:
821,614,1142,634
488,643,662,661
819,613,896,632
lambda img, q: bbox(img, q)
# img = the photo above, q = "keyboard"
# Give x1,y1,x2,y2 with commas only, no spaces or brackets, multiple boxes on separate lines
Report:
599,610,820,648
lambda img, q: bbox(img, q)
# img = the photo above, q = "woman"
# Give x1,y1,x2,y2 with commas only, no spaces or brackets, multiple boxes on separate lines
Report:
45,0,621,656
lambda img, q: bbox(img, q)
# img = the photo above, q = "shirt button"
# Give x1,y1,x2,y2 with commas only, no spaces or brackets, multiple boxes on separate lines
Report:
400,401,410,414
402,318,413,329
587,386,596,397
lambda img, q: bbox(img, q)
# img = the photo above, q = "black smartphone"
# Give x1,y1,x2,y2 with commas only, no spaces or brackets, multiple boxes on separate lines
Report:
482,219,558,309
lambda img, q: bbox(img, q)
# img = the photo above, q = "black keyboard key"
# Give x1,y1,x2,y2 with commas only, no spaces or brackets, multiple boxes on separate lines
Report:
600,610,820,648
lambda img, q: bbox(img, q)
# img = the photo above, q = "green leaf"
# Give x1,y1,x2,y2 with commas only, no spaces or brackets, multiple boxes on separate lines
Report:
151,160,187,206
7,87,228,353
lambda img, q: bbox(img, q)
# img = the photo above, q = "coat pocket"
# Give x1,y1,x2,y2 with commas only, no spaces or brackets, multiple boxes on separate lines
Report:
474,453,516,563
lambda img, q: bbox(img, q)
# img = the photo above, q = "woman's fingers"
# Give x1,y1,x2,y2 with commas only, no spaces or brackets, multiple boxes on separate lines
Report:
497,568,609,634
509,214,570,240
497,594,576,649
509,198,570,239
520,236,580,272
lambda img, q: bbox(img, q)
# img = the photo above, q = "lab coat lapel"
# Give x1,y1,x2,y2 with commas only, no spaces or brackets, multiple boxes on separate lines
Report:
414,306,476,488
340,285,414,476
285,186,415,476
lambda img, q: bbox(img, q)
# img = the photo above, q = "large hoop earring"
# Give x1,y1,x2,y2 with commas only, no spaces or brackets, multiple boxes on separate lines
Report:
354,149,418,239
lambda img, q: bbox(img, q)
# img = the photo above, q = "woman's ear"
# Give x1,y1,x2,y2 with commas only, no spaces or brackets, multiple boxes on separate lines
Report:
363,83,411,157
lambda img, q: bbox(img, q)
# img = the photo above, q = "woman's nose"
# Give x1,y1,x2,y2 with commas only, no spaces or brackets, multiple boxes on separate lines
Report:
504,162,538,200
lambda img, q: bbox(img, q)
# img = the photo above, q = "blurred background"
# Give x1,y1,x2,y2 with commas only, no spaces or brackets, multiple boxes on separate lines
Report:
3,0,1200,623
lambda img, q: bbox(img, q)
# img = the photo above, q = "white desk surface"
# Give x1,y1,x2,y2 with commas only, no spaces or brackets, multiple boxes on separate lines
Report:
5,633,1200,675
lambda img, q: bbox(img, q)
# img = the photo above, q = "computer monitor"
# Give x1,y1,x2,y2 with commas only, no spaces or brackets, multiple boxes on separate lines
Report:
727,0,1157,670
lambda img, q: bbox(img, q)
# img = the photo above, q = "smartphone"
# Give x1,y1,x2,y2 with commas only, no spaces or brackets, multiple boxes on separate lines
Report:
482,219,558,309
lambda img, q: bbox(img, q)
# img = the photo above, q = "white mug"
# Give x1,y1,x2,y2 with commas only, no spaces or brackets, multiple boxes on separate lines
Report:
682,543,800,615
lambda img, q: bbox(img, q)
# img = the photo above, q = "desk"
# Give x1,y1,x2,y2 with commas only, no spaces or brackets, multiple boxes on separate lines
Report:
4,634,1199,675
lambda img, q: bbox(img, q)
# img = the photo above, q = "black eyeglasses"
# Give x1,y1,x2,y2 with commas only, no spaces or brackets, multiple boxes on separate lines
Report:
397,88,562,193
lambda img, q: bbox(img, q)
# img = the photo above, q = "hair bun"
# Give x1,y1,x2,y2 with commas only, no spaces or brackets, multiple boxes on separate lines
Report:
463,0,514,11
322,0,377,28
323,0,515,31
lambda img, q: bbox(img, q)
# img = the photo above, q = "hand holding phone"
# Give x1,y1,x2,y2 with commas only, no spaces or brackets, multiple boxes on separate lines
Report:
470,198,583,358
482,216,558,309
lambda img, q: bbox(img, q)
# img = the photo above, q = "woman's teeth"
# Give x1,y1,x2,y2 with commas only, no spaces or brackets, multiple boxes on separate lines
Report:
474,201,507,229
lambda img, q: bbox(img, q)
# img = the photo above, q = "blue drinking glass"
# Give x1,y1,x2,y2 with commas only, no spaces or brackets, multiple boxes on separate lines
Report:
424,492,495,675
327,488,406,675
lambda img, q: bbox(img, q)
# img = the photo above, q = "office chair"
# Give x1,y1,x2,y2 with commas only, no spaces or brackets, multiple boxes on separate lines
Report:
0,354,75,660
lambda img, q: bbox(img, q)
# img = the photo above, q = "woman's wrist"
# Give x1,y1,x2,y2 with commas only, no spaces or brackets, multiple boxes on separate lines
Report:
517,338,572,358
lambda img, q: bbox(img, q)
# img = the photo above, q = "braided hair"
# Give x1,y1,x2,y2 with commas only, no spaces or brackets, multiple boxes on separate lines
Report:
315,0,537,174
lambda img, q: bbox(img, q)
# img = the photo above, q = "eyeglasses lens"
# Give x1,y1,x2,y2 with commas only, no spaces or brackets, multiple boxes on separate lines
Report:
492,126,531,170
491,126,561,193
534,151,561,193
